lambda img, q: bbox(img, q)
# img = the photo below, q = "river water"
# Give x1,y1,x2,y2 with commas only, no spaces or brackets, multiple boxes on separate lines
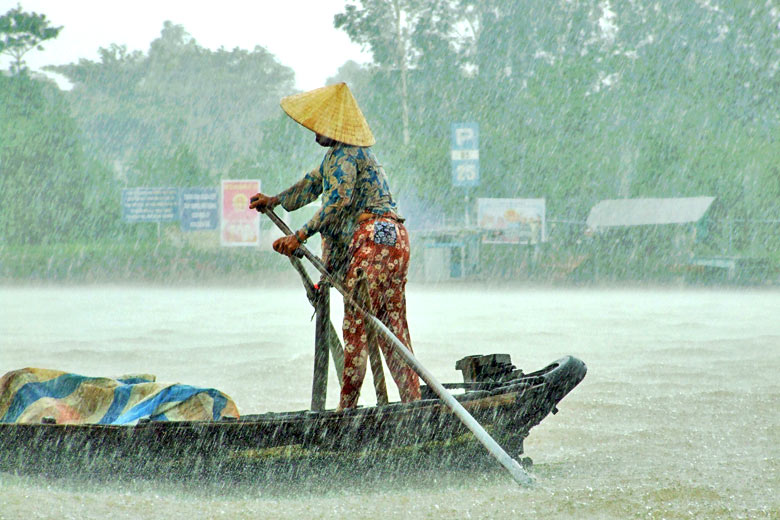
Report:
1,284,778,519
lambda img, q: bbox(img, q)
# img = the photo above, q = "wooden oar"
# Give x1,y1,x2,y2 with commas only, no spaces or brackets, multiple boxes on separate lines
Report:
286,255,345,380
262,208,534,486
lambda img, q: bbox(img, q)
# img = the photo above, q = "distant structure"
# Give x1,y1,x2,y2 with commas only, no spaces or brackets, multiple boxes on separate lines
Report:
582,196,717,282
586,197,715,232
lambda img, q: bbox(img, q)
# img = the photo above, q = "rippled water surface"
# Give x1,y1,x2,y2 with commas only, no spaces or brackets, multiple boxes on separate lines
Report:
1,284,778,519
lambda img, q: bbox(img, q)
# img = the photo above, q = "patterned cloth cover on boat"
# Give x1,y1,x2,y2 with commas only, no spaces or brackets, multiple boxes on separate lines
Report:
0,368,240,425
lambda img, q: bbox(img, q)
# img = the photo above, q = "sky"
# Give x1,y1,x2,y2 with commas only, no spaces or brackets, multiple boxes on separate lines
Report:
0,0,372,90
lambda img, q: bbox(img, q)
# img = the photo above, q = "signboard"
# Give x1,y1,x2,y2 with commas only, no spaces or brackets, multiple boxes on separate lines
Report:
221,179,260,246
121,187,178,223
451,122,479,187
180,188,219,231
477,198,546,244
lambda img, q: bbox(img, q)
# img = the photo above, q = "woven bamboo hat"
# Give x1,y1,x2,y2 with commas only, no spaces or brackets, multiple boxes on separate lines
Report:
280,82,375,147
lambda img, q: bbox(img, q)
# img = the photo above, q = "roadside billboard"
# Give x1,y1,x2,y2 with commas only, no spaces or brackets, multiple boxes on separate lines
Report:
180,187,219,231
220,180,260,246
477,198,546,244
121,187,178,223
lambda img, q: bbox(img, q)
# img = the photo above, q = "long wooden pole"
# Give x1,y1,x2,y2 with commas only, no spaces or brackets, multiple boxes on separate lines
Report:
311,284,330,410
287,256,344,380
262,209,533,486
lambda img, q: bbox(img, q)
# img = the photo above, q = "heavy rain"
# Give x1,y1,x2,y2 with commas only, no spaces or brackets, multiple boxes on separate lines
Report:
1,1,779,519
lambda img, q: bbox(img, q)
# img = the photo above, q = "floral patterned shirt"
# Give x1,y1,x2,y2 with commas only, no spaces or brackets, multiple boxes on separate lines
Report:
275,144,400,276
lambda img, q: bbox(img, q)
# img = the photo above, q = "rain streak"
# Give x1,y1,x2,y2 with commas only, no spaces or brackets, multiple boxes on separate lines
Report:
1,2,778,519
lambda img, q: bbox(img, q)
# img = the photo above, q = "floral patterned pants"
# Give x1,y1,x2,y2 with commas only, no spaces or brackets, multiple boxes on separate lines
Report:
339,218,421,409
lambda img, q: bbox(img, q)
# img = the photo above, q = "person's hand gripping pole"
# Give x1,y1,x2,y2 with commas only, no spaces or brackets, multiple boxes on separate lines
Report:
249,192,305,258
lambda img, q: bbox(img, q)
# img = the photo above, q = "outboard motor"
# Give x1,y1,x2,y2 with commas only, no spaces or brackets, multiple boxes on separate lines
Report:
455,354,517,384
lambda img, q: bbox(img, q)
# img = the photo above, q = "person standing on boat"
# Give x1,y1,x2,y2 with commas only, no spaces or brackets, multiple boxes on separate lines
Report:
248,82,421,410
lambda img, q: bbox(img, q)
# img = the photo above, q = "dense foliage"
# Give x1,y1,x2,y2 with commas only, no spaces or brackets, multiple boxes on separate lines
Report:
332,0,779,223
48,21,304,183
1,2,778,280
0,68,119,245
0,4,61,75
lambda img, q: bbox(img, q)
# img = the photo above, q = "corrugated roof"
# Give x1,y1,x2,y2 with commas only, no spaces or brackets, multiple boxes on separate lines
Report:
586,197,715,231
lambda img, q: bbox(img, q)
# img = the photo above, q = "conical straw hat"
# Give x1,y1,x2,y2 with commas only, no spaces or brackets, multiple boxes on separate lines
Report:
280,83,375,147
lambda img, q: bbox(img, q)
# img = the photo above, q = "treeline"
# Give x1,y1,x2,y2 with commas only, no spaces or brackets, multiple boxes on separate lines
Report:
1,1,778,256
0,73,119,245
328,0,779,223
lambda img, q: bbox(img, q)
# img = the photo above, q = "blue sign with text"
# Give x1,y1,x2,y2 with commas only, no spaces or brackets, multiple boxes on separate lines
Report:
451,122,479,187
180,187,219,231
121,187,179,223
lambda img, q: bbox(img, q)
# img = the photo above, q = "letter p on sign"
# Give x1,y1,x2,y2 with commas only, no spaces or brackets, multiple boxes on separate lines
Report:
455,127,475,147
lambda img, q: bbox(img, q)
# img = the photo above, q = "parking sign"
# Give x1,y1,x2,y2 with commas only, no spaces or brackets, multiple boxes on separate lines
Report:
451,123,479,187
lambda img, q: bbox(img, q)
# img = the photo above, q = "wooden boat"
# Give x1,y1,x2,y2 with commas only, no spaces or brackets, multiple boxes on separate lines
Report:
2,214,586,482
0,354,585,481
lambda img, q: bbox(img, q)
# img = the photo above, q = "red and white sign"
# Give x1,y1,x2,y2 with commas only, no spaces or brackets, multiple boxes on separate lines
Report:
220,179,260,247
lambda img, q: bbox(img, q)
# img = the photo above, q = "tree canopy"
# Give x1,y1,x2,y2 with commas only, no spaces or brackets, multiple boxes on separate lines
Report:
49,21,300,186
0,4,61,75
4,2,778,262
332,0,779,222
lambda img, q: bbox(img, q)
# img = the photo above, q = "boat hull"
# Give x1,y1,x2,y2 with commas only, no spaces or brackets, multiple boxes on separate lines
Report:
0,356,586,480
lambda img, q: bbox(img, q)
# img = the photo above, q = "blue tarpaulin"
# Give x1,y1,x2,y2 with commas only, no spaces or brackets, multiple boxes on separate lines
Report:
0,368,240,425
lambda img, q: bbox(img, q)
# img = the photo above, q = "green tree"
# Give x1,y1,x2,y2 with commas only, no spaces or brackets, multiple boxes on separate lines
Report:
0,4,61,75
0,74,116,245
50,21,297,178
335,1,461,145
332,0,778,237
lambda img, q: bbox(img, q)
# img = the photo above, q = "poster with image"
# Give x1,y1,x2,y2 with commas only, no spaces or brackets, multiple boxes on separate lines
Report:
221,180,260,246
477,198,546,244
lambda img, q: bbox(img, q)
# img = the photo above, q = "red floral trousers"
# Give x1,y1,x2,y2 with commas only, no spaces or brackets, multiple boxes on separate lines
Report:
338,218,421,409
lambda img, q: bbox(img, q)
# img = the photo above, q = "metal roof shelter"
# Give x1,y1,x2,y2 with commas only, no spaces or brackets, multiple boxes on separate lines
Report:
586,197,715,232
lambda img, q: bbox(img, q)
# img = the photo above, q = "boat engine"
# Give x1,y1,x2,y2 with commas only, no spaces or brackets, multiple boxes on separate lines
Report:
455,354,518,384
